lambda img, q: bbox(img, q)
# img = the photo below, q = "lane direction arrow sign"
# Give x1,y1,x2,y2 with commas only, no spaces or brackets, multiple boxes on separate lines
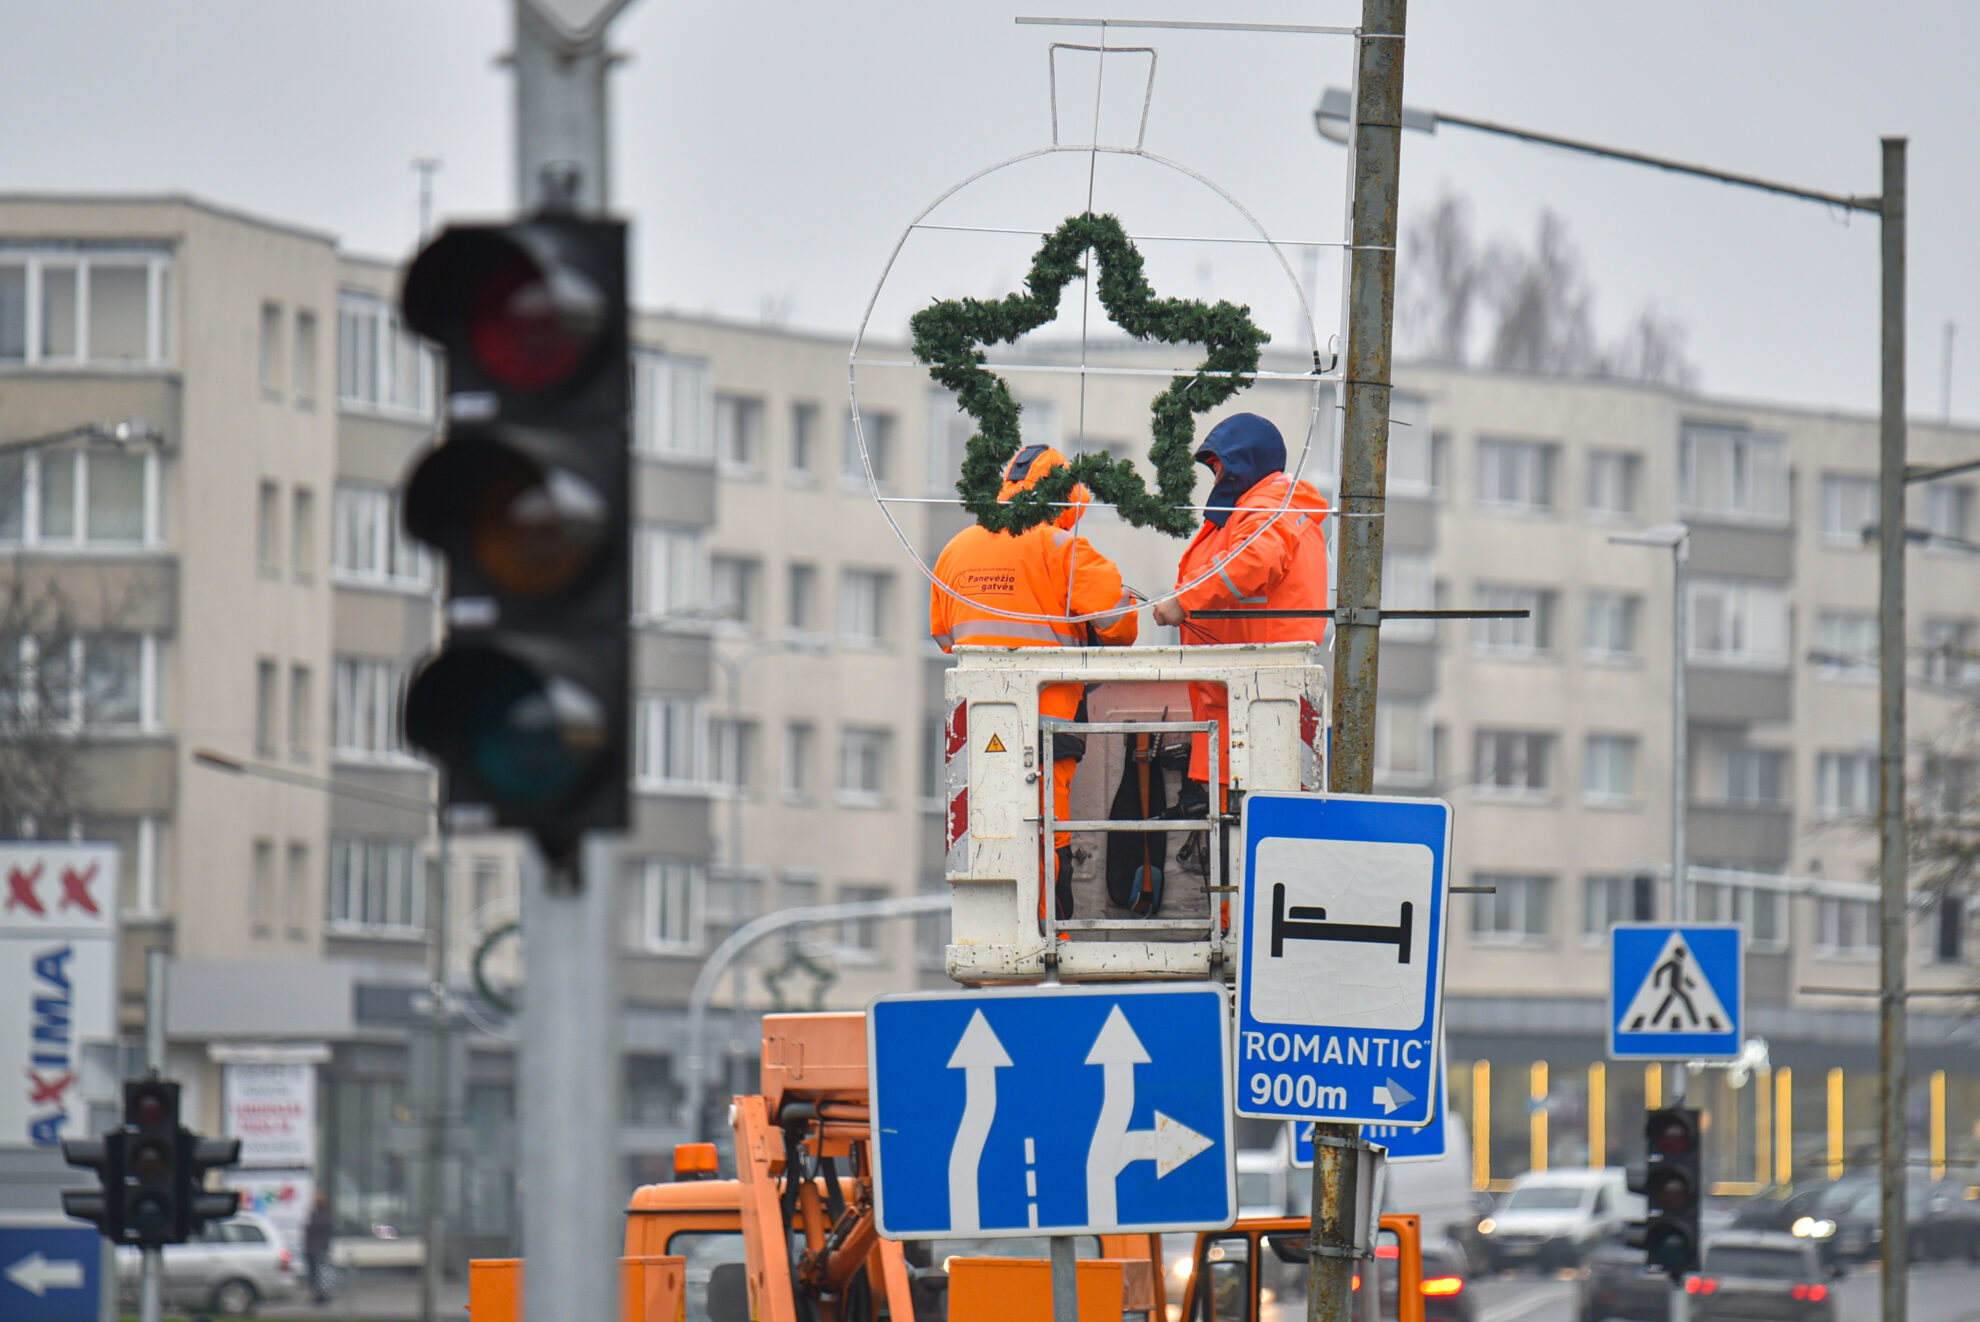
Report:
0,1225,101,1322
871,983,1234,1238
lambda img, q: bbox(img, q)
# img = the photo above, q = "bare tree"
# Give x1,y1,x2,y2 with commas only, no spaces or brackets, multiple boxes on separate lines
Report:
1483,210,1603,376
1397,190,1483,364
0,570,88,837
1601,303,1699,391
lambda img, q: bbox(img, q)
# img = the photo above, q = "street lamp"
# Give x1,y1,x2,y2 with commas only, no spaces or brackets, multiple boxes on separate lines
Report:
1608,525,1691,927
191,747,453,1322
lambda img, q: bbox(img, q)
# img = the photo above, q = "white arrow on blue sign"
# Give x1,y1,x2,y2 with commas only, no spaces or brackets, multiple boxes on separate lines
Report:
1289,1058,1451,1167
1237,792,1452,1128
869,983,1235,1238
1608,923,1743,1061
0,1225,101,1322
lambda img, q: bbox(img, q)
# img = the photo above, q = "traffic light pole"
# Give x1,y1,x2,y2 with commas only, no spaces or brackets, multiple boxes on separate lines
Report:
141,951,166,1322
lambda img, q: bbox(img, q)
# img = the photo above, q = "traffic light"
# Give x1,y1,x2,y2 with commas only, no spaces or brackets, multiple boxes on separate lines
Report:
1631,1106,1702,1279
181,1131,243,1236
121,1078,182,1246
60,1131,124,1240
397,214,633,863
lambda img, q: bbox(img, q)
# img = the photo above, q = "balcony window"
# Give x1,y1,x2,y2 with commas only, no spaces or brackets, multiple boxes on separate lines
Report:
1587,451,1640,519
331,483,428,589
1475,437,1555,512
634,351,713,460
1680,423,1788,523
331,656,405,759
1472,729,1553,797
0,248,171,367
630,857,704,953
1699,744,1787,808
1470,874,1552,943
0,633,152,732
336,292,437,417
634,524,710,620
1694,879,1786,950
326,837,424,933
1687,577,1788,668
1472,585,1555,656
1815,752,1875,819
1584,591,1639,661
1819,474,1878,544
1812,611,1877,680
634,693,707,791
0,448,158,549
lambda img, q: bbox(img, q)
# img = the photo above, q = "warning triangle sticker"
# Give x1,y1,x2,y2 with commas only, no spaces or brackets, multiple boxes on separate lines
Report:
983,733,1007,753
1618,931,1732,1034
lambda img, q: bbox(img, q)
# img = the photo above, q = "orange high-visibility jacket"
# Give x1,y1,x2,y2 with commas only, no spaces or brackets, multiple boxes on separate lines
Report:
1173,470,1330,781
929,446,1138,721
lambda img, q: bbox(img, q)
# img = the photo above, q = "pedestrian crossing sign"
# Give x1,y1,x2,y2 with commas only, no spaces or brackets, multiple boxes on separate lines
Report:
1608,924,1743,1061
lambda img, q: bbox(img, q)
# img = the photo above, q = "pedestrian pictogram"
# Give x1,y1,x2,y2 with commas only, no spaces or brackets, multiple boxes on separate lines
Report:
869,983,1233,1237
983,733,1007,753
1609,924,1743,1060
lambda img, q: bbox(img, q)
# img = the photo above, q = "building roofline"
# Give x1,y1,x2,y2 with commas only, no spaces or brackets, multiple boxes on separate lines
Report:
0,191,340,248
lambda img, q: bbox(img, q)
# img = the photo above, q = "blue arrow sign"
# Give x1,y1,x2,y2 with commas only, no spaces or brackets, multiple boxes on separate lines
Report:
1237,793,1452,1128
0,1225,101,1322
869,983,1235,1238
1609,923,1743,1060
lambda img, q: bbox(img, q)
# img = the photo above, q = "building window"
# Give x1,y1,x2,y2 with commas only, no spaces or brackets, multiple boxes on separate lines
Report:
787,562,820,637
1922,484,1973,544
1819,474,1878,544
332,657,403,758
0,633,150,732
709,717,756,795
705,868,763,950
1812,611,1878,680
839,727,891,806
0,447,159,549
1699,743,1787,808
783,722,814,801
1381,550,1436,642
630,857,704,953
336,292,437,417
0,248,171,366
710,555,760,630
1935,894,1966,964
288,664,312,761
254,659,279,757
1920,755,1975,821
294,310,318,404
1680,422,1788,523
1387,396,1435,497
635,692,707,790
1374,699,1433,786
633,351,713,460
259,302,283,395
1922,618,1979,689
838,884,890,961
1470,874,1552,943
1472,730,1553,797
788,402,819,479
284,842,309,938
1695,879,1786,950
292,487,315,579
1687,577,1789,668
1584,591,1639,660
1475,437,1556,512
250,838,275,933
1583,735,1637,805
1472,585,1555,655
920,715,945,807
1815,896,1876,956
331,483,428,588
635,524,710,620
918,876,951,973
1586,451,1640,519
1815,752,1875,819
782,869,821,912
840,569,892,646
714,394,764,475
1583,873,1656,939
844,410,895,490
326,837,424,933
256,481,281,574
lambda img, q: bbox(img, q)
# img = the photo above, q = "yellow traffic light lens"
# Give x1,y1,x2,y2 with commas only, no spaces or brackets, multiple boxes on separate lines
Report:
467,452,608,597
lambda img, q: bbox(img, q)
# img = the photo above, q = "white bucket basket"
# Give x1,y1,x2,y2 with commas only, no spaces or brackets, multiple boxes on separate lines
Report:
941,643,1328,984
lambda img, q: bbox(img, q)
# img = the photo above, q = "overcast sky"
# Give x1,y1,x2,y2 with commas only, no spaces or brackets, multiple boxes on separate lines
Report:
3,1,1974,419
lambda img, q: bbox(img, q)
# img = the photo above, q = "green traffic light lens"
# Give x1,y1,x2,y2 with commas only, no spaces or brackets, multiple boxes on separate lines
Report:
467,450,608,597
462,657,608,805
1646,1226,1694,1272
128,1194,172,1238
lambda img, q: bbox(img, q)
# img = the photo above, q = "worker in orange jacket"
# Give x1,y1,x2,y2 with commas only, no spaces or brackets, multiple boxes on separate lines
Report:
931,445,1138,920
1153,412,1329,796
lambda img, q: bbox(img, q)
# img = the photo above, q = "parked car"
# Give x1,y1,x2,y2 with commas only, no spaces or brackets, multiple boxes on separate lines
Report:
1477,1168,1641,1273
1256,1225,1476,1322
116,1212,300,1315
1580,1231,1837,1322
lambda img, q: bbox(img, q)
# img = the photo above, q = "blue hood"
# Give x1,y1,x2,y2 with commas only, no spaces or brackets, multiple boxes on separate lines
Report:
1197,413,1286,527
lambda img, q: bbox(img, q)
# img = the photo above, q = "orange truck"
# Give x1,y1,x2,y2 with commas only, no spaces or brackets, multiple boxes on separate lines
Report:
468,1012,1431,1322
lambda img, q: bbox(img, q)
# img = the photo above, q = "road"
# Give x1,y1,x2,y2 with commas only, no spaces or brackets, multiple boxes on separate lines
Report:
1466,1261,1980,1322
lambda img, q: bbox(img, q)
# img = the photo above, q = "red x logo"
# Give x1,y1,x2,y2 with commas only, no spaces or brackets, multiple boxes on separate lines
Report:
5,864,44,916
26,1068,75,1107
59,863,99,916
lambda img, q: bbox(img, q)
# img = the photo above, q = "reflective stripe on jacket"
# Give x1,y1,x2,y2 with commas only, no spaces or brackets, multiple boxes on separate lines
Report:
930,522,1138,721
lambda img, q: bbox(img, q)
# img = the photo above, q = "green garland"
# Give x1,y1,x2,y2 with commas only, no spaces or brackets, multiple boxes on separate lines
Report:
910,211,1269,538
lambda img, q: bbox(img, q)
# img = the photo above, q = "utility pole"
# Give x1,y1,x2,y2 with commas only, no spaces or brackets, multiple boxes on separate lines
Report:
1315,4,1405,1322
1875,136,1908,1322
140,951,166,1322
413,158,442,240
419,804,451,1322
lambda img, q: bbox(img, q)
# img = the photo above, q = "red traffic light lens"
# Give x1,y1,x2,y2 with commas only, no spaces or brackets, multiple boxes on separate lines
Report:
467,248,603,390
130,1088,169,1128
1649,1112,1695,1156
467,451,608,597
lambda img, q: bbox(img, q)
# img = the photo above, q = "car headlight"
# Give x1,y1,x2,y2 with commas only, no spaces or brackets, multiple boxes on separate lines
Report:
1792,1217,1814,1237
1814,1220,1837,1238
1479,1218,1497,1236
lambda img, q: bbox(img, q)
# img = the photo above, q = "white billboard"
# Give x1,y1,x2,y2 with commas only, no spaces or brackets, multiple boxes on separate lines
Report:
224,1061,316,1169
0,843,120,1150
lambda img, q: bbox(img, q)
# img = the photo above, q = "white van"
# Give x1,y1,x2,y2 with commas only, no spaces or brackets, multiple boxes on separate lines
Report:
1477,1168,1643,1272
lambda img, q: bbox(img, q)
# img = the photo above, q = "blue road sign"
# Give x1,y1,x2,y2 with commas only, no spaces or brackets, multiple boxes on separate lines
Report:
869,983,1235,1238
1290,1054,1451,1167
1609,924,1744,1061
0,1224,101,1322
1237,792,1452,1128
